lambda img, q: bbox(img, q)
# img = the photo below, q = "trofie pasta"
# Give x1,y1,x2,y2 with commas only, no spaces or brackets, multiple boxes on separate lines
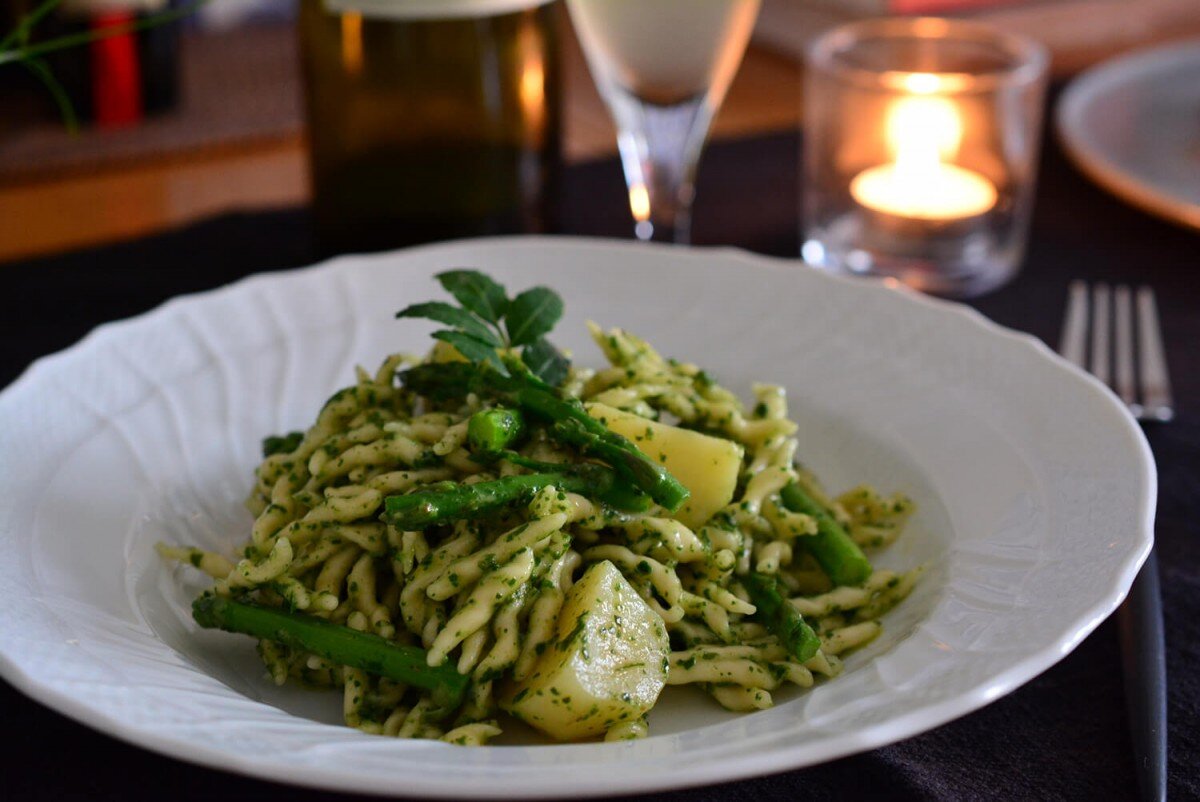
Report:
160,270,919,745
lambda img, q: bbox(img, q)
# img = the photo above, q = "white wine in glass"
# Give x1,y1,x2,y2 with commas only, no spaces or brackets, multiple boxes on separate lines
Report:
567,0,761,243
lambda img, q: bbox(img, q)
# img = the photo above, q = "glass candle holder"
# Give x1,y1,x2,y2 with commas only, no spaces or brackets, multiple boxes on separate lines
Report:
802,18,1049,297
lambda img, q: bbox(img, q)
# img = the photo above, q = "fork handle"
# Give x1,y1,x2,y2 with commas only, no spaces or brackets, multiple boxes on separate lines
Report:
1117,547,1167,802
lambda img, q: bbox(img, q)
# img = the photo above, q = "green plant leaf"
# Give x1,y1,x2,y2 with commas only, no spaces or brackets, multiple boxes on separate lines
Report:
436,270,508,325
0,0,207,68
504,287,563,346
431,330,509,376
21,58,77,133
396,301,501,346
0,0,206,68
1,0,62,52
521,338,570,386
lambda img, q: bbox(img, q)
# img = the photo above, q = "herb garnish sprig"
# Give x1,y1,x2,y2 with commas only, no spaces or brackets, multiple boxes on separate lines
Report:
397,269,570,386
394,269,690,512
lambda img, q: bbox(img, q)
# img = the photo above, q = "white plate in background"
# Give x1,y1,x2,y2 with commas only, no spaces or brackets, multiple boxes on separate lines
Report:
0,237,1154,798
1058,39,1200,229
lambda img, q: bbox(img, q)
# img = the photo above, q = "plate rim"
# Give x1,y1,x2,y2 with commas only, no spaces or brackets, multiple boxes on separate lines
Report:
0,236,1158,798
1056,38,1200,231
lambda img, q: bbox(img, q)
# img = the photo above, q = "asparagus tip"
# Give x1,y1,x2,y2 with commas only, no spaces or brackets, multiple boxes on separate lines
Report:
192,594,222,629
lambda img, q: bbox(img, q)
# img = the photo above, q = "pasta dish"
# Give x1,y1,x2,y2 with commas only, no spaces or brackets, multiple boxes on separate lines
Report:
160,270,918,745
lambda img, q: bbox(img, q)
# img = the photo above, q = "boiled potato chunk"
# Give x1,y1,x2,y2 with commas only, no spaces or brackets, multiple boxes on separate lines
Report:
585,402,743,529
500,561,668,741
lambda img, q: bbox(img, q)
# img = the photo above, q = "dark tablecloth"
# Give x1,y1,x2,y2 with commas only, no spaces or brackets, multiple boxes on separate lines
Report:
2,130,1197,801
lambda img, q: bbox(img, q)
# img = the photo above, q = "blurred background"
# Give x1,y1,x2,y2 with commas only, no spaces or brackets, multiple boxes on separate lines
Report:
1,0,1198,263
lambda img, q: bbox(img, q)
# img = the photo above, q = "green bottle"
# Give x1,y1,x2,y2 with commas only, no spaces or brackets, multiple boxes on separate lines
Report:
299,0,562,254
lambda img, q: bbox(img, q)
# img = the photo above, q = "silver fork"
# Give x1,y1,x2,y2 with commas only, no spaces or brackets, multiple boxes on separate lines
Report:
1061,282,1175,421
1059,281,1169,802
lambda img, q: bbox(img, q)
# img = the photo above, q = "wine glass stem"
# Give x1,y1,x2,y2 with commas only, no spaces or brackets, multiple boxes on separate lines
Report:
613,95,713,245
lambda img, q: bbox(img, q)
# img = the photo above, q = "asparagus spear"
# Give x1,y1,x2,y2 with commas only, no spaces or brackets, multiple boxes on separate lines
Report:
545,416,679,507
401,361,690,512
499,451,653,514
466,407,525,457
192,596,468,708
780,482,873,587
743,572,822,663
385,472,580,528
382,463,646,529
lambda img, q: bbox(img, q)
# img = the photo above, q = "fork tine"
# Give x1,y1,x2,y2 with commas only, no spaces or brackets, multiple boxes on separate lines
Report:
1090,283,1111,385
1136,287,1175,422
1114,285,1140,415
1060,281,1088,367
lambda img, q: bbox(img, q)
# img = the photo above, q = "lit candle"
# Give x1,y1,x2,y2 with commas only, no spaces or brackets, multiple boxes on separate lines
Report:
850,74,997,222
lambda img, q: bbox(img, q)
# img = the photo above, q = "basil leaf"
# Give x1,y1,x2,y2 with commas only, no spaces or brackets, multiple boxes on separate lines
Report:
431,330,510,377
504,287,563,346
521,338,570,387
395,301,501,346
436,270,508,325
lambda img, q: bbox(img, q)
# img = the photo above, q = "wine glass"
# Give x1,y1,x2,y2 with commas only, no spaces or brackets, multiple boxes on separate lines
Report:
567,0,761,243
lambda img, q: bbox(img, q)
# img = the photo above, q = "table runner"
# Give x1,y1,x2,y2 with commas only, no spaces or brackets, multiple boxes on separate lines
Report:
1,130,1196,801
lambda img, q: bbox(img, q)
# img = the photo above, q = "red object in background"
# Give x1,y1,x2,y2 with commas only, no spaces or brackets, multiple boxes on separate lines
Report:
90,11,143,128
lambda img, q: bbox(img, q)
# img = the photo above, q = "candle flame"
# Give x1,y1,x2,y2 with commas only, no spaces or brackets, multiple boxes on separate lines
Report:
900,72,944,95
888,92,962,170
851,75,997,221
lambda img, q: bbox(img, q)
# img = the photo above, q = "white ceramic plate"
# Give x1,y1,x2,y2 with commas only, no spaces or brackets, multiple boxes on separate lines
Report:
1058,39,1200,230
0,237,1154,798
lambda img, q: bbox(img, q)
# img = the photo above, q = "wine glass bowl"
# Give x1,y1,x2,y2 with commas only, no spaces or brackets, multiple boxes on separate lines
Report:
567,0,761,243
